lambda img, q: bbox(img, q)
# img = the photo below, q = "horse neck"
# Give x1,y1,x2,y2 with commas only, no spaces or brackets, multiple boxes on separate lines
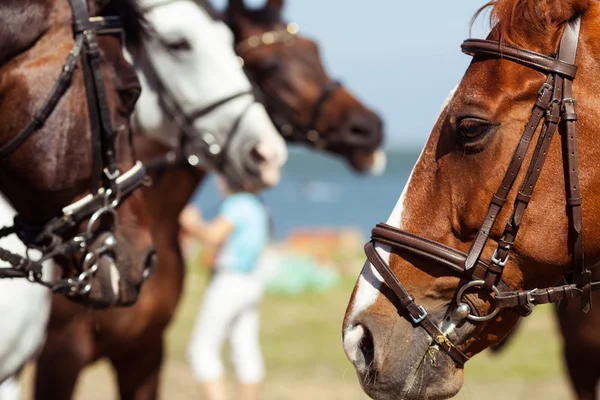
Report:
134,135,206,285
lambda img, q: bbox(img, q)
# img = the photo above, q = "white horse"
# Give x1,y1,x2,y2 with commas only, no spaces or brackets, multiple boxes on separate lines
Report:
131,0,287,189
0,0,287,398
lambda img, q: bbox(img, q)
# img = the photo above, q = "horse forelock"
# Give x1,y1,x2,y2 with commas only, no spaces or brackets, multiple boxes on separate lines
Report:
474,0,590,48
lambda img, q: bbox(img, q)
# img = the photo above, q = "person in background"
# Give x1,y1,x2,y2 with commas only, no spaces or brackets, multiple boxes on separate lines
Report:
179,176,270,400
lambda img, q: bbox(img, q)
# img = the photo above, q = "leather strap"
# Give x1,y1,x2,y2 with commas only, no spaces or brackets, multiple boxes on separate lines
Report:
371,224,532,315
365,242,469,366
461,39,578,79
362,16,594,366
465,76,554,272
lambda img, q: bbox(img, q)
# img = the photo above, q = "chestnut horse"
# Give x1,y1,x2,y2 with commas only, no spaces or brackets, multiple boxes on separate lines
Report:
343,0,600,399
35,1,385,399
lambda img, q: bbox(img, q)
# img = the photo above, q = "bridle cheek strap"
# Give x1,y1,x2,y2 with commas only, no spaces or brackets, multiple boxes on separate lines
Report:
365,242,469,366
363,16,591,366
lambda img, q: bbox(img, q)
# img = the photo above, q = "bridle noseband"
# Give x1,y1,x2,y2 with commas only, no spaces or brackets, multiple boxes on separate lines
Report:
236,23,342,148
0,0,148,297
365,17,592,366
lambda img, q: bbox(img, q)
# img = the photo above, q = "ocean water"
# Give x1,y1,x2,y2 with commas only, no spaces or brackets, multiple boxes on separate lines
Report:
191,147,420,240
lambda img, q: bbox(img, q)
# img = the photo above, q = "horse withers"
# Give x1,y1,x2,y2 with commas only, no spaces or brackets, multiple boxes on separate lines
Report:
343,0,600,399
227,0,386,174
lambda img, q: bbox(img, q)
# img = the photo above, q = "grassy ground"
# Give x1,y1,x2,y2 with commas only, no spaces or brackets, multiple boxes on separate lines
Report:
21,267,583,399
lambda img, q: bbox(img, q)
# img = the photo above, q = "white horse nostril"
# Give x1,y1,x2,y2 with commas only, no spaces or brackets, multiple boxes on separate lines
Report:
343,324,366,363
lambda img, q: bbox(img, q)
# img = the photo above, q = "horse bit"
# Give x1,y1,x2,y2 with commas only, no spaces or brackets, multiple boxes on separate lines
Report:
236,22,342,149
365,17,593,366
0,0,147,297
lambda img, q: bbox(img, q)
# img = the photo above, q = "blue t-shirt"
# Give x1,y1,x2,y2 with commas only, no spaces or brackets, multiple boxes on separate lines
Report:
214,193,269,274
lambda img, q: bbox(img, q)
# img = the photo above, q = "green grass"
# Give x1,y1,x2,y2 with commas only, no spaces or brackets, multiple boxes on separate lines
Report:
465,305,564,381
158,253,575,400
167,264,565,384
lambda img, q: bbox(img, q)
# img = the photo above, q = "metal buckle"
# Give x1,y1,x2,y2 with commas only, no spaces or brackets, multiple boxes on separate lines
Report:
537,83,552,100
526,288,539,305
410,305,428,324
547,98,562,114
491,249,509,267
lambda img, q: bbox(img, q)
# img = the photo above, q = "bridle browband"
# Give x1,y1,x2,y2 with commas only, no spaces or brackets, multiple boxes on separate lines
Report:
365,17,591,366
236,23,342,148
140,0,261,187
0,0,148,297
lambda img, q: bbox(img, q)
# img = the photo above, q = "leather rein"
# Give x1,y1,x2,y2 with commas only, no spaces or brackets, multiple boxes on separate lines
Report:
0,0,147,297
236,23,342,148
365,17,589,366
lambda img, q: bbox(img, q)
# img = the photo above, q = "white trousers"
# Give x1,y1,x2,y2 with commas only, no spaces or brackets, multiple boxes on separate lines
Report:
187,272,264,383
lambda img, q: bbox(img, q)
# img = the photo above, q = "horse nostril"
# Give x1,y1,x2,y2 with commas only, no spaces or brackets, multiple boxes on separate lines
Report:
250,146,267,164
347,110,384,142
344,323,375,372
358,325,375,371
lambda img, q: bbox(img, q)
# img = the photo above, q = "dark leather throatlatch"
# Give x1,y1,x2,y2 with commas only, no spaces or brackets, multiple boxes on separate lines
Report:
365,17,594,366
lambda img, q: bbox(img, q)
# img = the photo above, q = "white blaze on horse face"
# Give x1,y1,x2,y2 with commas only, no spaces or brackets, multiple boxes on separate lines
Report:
134,0,286,184
345,86,459,327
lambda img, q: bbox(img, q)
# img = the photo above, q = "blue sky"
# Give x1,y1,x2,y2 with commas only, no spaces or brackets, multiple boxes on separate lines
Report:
212,0,492,150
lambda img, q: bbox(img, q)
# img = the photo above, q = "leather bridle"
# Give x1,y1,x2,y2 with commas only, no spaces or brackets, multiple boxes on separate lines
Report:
365,17,591,366
140,0,260,188
236,23,342,148
0,0,147,297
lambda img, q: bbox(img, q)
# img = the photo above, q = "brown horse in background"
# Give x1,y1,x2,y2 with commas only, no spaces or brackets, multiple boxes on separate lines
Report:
35,0,385,399
228,0,384,173
342,0,600,398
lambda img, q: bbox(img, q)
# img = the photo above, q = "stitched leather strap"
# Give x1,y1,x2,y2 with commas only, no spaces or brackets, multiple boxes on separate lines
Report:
365,242,469,366
461,39,578,79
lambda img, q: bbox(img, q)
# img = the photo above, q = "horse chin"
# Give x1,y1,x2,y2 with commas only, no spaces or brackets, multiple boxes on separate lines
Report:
357,350,464,400
349,149,387,175
346,313,465,400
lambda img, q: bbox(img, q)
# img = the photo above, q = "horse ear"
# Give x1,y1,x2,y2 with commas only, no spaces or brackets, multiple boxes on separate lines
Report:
263,0,284,14
227,0,249,28
228,0,247,15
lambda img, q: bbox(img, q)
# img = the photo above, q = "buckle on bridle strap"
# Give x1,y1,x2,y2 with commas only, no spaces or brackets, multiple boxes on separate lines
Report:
409,305,428,324
491,249,509,268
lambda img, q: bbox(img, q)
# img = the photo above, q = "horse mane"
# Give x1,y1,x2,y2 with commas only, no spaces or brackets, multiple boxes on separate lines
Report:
98,0,148,47
473,0,590,47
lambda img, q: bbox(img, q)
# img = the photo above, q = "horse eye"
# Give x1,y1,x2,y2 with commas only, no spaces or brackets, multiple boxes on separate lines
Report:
457,118,495,141
163,38,192,52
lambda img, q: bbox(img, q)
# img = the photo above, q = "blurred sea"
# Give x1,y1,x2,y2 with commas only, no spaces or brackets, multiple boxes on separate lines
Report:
191,147,420,240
